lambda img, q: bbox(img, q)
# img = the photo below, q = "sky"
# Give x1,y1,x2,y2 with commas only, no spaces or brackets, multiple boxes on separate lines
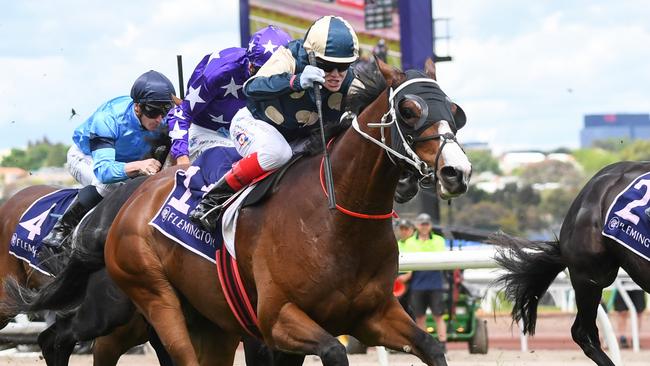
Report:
2,0,650,154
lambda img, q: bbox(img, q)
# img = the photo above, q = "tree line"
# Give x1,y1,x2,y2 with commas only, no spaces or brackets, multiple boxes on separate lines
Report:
442,138,650,237
1,138,69,171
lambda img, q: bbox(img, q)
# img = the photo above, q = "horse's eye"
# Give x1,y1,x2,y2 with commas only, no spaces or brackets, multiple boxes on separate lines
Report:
400,107,415,119
398,98,423,125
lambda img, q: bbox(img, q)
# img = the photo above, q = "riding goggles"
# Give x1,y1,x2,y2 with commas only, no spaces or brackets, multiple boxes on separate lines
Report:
316,59,351,73
141,102,174,118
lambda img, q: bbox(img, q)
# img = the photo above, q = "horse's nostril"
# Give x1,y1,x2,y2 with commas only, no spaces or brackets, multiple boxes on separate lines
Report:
440,166,459,180
419,175,435,188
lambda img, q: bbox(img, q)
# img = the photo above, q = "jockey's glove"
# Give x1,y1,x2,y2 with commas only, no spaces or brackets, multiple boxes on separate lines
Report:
299,65,325,89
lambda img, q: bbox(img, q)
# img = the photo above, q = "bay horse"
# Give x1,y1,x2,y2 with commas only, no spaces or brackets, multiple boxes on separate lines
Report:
104,58,471,366
493,161,650,366
0,185,61,330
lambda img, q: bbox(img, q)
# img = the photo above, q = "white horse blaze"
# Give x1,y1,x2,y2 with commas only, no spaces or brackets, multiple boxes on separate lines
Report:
436,120,471,190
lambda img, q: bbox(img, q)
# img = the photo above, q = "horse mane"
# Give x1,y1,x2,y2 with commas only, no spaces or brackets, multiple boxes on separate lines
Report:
303,58,388,156
345,58,388,116
303,115,355,156
144,125,171,164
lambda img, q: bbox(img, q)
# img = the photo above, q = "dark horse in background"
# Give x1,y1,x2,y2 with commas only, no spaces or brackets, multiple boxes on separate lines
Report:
493,161,650,366
5,170,286,366
0,137,171,365
2,122,290,365
0,187,152,366
104,58,471,366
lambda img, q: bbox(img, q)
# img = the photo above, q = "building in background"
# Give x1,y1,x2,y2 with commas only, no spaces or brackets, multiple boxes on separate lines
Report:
0,167,28,186
0,167,76,200
580,114,650,147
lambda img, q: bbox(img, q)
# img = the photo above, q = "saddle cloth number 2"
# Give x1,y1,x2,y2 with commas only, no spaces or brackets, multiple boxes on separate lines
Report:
615,179,650,225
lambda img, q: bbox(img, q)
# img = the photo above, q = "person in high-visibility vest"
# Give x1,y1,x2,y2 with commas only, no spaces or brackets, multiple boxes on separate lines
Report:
398,213,448,352
395,218,415,319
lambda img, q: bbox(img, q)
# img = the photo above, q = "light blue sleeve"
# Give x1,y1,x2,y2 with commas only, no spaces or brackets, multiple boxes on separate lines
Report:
87,113,127,183
92,148,127,183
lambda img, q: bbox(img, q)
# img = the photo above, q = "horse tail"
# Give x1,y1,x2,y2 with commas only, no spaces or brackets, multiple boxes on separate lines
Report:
490,232,566,335
2,176,149,315
3,252,95,314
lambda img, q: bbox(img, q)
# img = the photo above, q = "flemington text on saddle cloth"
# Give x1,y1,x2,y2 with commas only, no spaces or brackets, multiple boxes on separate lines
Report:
9,188,79,276
149,146,245,261
603,171,650,261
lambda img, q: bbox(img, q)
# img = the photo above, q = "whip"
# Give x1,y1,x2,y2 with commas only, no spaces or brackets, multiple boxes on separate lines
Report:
308,51,336,209
176,55,185,97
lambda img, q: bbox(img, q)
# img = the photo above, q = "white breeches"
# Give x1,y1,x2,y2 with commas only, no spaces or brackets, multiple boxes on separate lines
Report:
229,107,292,171
188,124,234,162
66,145,120,197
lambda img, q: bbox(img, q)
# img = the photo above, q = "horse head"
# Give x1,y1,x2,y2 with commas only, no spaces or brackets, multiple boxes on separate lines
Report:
361,58,472,199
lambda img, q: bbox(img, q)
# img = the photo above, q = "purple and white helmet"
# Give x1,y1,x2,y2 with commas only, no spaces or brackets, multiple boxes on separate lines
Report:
247,25,292,68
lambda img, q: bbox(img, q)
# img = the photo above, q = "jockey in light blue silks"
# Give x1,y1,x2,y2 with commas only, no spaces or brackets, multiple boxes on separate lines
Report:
167,26,292,164
190,15,359,231
42,70,177,249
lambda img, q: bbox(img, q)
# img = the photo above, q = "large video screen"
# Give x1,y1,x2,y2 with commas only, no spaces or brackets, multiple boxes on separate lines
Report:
246,0,402,67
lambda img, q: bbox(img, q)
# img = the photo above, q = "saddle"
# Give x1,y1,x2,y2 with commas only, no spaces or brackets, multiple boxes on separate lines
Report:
241,154,304,208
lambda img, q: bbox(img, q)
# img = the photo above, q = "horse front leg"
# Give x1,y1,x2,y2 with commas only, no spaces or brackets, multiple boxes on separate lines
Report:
354,298,447,366
37,315,76,366
106,242,199,366
242,336,305,366
92,315,148,366
263,302,346,366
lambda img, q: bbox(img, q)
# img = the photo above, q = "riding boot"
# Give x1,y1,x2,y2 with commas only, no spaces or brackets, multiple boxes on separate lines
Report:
189,176,237,231
41,185,103,250
189,152,266,232
41,198,93,249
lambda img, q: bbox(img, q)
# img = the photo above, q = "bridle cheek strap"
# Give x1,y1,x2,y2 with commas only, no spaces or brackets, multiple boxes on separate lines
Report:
410,132,458,190
349,113,427,174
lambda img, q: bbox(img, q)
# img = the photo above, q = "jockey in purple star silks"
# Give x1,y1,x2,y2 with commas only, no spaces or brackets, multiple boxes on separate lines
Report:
190,15,359,231
167,25,292,164
42,70,177,249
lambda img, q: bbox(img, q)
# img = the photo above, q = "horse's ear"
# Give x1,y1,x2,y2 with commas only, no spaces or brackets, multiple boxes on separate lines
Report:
376,57,401,86
172,95,182,106
451,103,467,130
424,58,437,81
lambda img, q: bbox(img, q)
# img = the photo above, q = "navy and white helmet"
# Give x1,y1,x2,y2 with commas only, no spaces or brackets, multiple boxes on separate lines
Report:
247,25,292,68
303,16,359,64
130,70,176,104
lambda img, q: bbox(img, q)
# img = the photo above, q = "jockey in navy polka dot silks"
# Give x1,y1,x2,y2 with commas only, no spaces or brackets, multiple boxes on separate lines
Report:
190,15,359,231
167,26,292,163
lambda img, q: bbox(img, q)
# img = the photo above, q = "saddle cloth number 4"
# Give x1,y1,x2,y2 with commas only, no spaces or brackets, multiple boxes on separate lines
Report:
19,203,55,241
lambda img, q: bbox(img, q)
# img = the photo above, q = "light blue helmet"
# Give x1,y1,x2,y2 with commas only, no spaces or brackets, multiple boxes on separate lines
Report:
130,70,176,104
303,15,359,64
247,25,292,68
